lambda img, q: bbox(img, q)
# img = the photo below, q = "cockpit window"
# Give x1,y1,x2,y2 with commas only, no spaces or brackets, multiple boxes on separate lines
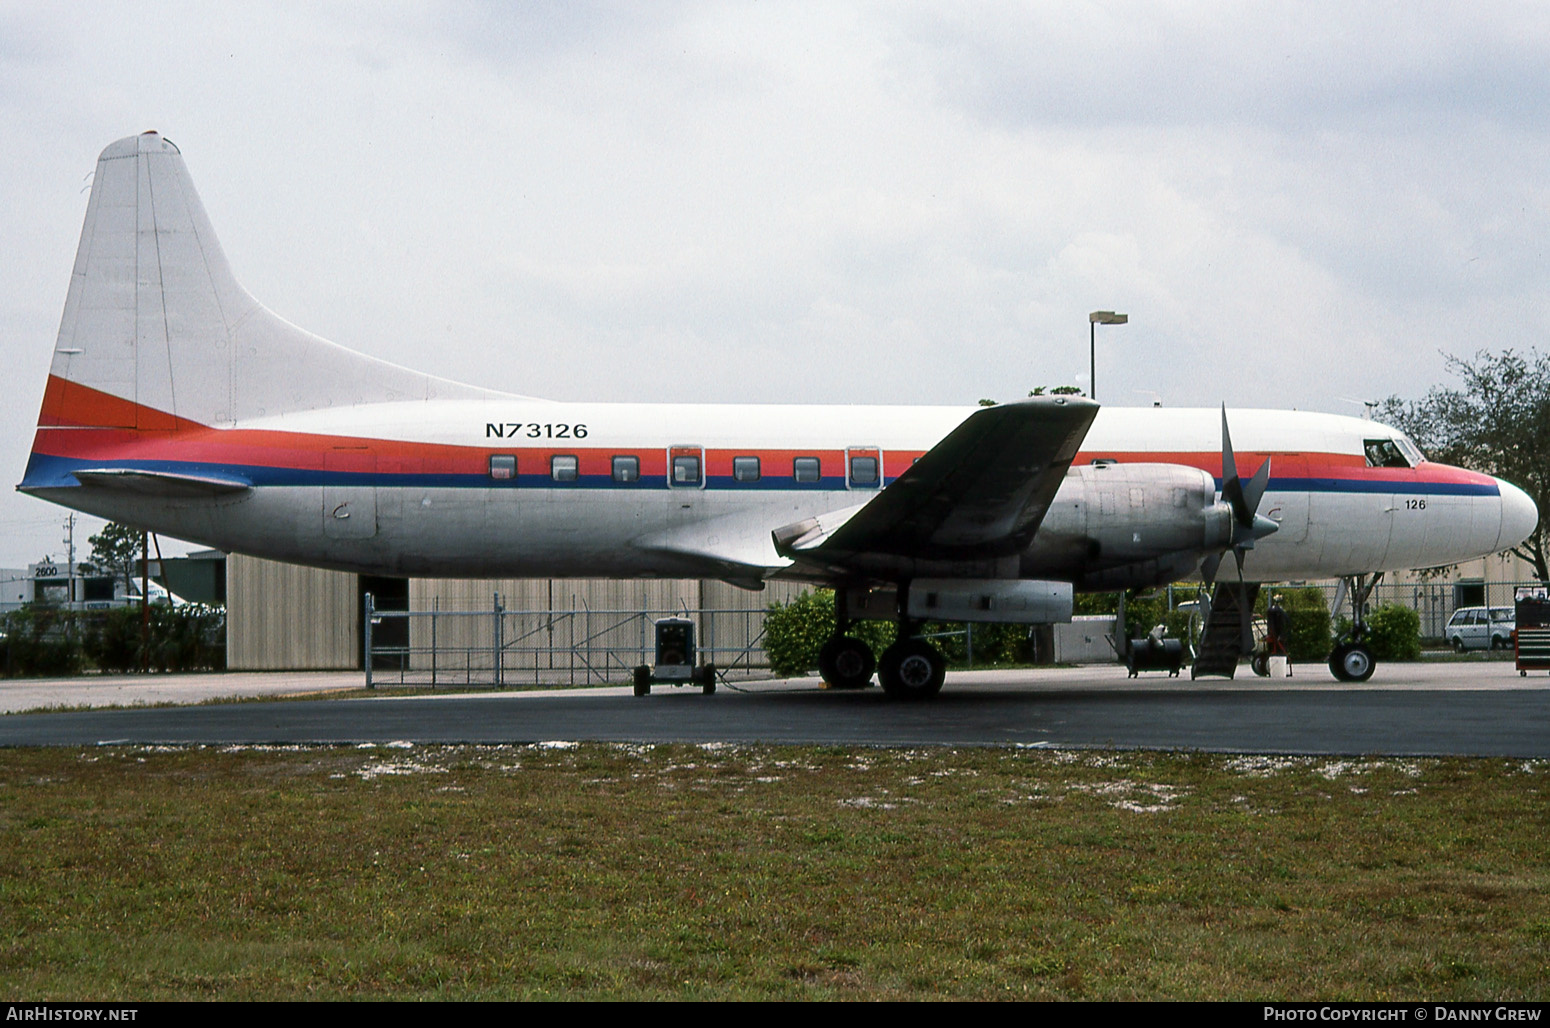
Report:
1395,435,1425,466
1364,438,1412,468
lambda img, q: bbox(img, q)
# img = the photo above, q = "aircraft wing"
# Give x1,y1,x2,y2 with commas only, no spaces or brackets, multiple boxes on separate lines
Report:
773,396,1097,566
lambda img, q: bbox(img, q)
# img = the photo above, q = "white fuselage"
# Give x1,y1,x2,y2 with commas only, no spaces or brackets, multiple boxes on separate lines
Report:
30,401,1533,588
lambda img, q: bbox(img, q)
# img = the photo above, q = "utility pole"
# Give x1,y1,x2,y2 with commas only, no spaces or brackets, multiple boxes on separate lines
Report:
1088,311,1128,401
141,530,150,673
62,514,76,608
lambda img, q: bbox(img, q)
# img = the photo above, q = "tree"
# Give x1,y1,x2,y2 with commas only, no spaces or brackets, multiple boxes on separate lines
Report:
1377,349,1550,582
80,522,144,596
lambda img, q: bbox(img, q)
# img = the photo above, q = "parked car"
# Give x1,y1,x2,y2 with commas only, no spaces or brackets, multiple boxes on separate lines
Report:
1444,606,1515,651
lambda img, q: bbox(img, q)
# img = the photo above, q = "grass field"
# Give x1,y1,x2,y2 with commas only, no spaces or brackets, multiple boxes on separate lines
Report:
1,742,1546,1000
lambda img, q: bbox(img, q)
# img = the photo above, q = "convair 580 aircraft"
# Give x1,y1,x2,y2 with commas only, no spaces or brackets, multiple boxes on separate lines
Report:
18,133,1540,695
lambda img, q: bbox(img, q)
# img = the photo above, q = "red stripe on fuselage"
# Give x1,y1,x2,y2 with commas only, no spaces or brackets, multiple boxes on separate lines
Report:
29,375,1498,489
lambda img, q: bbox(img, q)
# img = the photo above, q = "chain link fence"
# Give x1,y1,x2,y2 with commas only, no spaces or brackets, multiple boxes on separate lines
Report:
364,593,772,688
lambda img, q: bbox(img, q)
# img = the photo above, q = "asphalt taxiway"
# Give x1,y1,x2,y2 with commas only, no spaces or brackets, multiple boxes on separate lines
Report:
0,661,1545,756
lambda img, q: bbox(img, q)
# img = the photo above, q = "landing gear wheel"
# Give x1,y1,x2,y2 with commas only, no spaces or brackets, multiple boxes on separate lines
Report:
878,639,946,700
1328,643,1375,683
633,665,651,697
1251,654,1270,678
818,637,876,689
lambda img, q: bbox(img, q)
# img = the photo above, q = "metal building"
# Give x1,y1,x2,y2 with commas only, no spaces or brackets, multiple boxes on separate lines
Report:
224,553,808,672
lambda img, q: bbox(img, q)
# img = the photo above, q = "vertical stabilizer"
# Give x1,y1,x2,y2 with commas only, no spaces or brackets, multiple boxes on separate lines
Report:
40,132,495,434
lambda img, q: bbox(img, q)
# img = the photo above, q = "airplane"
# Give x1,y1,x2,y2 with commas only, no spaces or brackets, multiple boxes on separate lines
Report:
17,133,1540,697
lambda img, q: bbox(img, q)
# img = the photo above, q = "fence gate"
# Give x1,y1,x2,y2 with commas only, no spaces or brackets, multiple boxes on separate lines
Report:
363,593,772,688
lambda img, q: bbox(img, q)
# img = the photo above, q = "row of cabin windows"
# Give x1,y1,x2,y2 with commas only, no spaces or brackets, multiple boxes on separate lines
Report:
487,453,880,486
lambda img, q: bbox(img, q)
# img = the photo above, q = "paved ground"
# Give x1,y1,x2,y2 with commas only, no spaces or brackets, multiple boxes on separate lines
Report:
0,670,362,714
0,658,1545,756
0,657,1543,715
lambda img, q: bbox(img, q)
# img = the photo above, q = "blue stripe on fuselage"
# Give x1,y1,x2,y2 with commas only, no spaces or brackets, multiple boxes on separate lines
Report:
23,453,1500,497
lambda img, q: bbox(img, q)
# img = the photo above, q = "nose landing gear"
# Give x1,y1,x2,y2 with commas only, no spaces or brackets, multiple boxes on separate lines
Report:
1327,573,1381,682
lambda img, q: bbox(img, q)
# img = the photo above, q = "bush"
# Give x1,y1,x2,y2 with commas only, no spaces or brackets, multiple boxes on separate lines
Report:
1271,587,1333,663
1363,604,1422,661
2,603,226,678
924,621,1033,666
765,591,896,677
1,607,85,677
83,606,143,673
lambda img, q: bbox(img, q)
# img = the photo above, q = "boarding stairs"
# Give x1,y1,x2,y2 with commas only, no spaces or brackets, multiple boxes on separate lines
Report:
1190,582,1259,679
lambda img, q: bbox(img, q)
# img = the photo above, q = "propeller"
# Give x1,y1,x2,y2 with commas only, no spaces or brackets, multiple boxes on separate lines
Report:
1201,406,1280,651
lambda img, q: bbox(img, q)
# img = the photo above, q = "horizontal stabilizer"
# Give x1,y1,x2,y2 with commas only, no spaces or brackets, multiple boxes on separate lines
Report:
67,467,252,497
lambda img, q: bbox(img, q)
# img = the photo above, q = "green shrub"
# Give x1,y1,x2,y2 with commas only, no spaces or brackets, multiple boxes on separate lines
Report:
1275,587,1333,662
924,621,1032,666
764,591,896,677
3,603,226,678
1363,604,1422,661
1,607,84,677
82,606,143,673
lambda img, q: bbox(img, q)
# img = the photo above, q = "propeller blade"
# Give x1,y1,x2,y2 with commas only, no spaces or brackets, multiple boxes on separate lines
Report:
1242,456,1273,524
1220,406,1272,529
1220,404,1238,485
1200,551,1222,588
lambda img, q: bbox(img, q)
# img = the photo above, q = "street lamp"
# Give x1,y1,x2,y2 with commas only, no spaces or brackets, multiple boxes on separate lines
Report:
1088,310,1127,402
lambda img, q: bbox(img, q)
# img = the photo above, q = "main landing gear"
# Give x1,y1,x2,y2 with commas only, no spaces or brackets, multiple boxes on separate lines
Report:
817,635,876,690
816,590,946,699
1327,572,1381,683
877,635,947,700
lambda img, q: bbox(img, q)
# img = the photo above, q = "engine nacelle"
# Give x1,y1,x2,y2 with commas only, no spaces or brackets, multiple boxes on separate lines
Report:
1022,462,1236,589
905,578,1073,624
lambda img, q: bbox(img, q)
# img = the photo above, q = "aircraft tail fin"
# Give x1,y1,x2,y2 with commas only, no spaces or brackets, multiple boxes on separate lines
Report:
37,132,495,435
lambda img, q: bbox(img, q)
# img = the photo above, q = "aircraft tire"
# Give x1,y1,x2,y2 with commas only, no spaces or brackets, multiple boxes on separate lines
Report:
633,665,651,697
819,637,876,690
878,639,946,700
1328,643,1376,683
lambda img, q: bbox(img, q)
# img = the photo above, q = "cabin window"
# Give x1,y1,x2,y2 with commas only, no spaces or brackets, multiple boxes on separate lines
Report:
673,455,701,486
1364,439,1411,468
793,457,821,483
612,455,639,482
551,455,578,482
733,456,760,482
849,455,879,487
489,454,516,480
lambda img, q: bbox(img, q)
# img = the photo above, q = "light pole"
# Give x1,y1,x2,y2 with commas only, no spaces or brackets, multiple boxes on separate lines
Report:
1088,310,1127,401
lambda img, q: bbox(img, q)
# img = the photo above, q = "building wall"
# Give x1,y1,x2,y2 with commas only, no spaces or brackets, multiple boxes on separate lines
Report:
398,577,813,677
225,554,822,674
227,554,360,669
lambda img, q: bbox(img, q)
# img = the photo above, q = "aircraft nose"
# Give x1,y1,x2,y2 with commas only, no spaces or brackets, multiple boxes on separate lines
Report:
1497,478,1539,552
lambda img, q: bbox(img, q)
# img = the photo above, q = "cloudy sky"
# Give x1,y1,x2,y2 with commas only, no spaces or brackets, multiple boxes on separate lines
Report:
2,1,1548,568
